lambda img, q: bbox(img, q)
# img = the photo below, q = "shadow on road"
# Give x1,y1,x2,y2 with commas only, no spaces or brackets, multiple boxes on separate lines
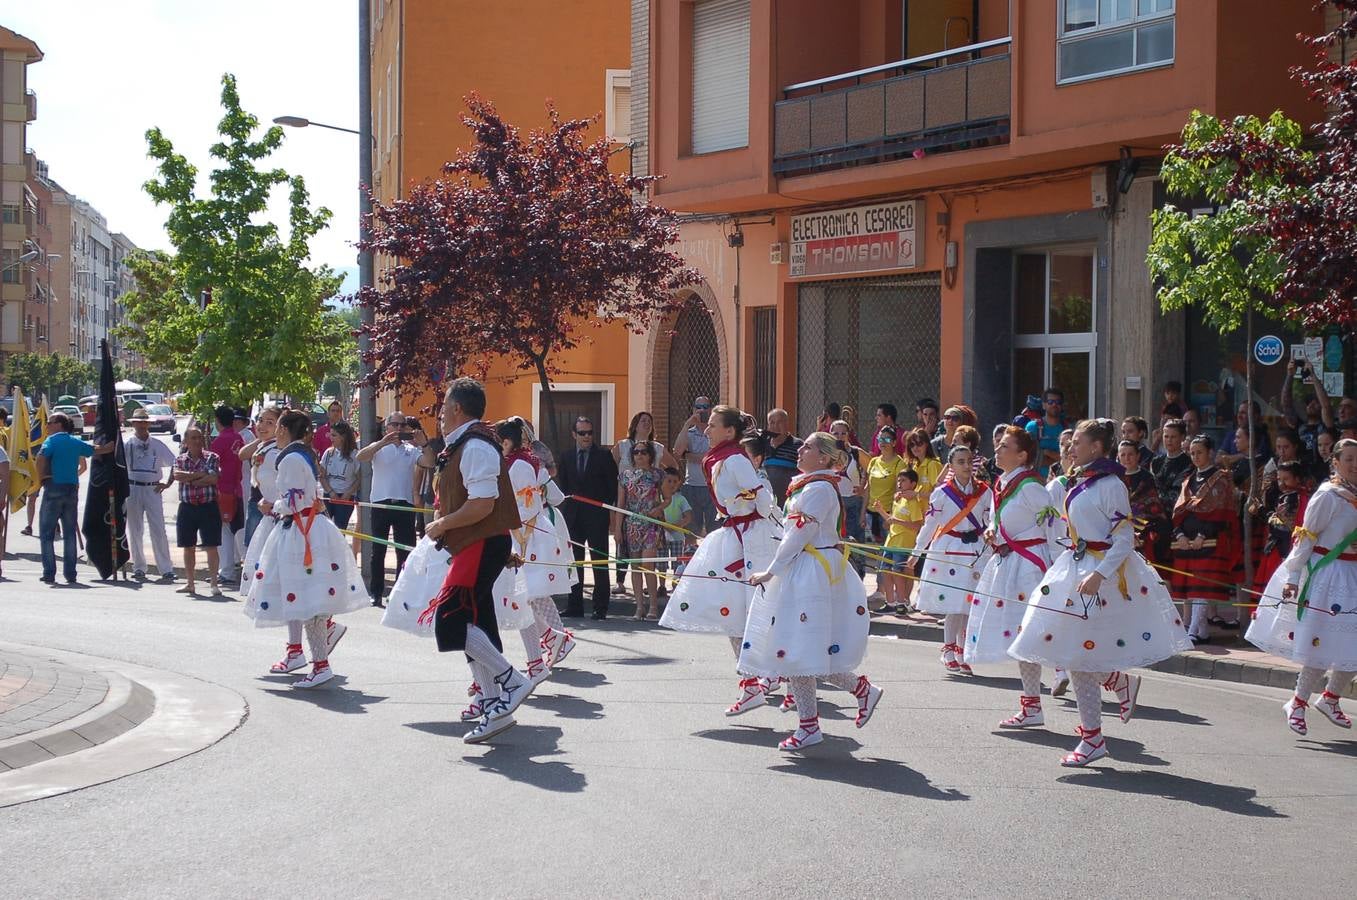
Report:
1048,697,1210,727
525,691,605,720
991,727,1170,766
454,725,586,793
599,655,681,666
262,676,388,714
1058,769,1286,818
770,756,971,802
545,668,609,690
1297,738,1357,757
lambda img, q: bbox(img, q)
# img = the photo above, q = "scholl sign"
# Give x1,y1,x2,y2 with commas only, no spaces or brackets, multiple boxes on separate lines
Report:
1254,335,1285,366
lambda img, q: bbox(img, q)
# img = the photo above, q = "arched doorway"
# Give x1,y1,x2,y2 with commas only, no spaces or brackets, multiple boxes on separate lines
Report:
665,300,722,442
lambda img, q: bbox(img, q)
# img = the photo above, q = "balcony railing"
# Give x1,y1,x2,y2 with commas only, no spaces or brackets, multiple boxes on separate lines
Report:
774,38,1011,176
25,90,36,122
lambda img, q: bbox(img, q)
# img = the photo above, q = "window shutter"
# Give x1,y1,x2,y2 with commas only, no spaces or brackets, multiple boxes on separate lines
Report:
691,0,750,154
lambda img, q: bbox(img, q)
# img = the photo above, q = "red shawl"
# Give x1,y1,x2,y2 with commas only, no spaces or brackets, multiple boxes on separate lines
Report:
702,439,746,516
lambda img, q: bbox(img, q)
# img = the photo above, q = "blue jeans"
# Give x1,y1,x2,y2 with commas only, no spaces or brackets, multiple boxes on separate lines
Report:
681,483,716,535
40,483,80,582
843,495,866,575
244,500,263,547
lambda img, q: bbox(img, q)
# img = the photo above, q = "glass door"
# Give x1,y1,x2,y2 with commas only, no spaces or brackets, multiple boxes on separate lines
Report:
1012,246,1097,419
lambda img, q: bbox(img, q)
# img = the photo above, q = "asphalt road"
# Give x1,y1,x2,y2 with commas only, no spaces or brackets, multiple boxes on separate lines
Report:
0,552,1354,899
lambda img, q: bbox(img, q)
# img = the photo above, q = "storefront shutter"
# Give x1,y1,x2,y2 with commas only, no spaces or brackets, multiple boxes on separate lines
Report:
691,0,750,154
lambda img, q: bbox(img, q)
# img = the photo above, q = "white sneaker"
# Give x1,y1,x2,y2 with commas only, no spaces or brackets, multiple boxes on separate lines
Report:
526,658,551,690
464,710,516,744
725,678,769,716
293,666,335,689
852,677,883,728
490,667,531,717
1314,690,1353,728
269,646,307,674
1051,672,1070,697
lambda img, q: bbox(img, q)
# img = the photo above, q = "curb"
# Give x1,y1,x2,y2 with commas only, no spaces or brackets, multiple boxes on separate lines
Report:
0,669,156,772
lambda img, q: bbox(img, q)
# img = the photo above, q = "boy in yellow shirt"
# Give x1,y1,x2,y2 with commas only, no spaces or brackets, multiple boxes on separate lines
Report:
882,468,923,614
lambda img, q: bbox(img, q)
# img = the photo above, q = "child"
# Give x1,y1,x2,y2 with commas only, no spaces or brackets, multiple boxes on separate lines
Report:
617,443,665,619
883,469,923,614
657,467,693,586
1254,460,1309,592
741,434,775,505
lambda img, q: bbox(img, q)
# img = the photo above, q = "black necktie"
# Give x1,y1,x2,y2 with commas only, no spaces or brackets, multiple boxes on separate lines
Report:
578,450,587,475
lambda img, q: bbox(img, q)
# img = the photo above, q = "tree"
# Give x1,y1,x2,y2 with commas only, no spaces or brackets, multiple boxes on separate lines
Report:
126,74,356,414
356,94,701,443
2,353,95,400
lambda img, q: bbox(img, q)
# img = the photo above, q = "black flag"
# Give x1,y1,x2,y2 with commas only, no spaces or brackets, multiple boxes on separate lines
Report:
83,339,130,578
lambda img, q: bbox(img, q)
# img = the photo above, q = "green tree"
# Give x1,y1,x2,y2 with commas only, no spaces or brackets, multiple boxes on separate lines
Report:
126,74,354,413
2,353,94,400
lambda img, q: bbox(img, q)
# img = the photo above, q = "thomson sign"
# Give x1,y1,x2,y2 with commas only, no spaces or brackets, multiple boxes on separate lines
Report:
789,200,923,278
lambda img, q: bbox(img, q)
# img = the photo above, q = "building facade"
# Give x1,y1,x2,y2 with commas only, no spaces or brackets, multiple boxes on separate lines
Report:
0,25,41,369
370,0,634,442
632,0,1340,443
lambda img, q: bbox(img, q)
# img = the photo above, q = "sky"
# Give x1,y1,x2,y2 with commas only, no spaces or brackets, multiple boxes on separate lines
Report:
8,1,361,293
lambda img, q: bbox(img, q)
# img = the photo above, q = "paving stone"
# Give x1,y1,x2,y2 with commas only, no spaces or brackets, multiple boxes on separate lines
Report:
32,729,96,757
0,740,55,769
72,714,135,745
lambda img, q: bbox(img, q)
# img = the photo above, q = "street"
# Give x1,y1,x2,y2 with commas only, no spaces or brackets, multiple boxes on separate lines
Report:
1,545,1353,898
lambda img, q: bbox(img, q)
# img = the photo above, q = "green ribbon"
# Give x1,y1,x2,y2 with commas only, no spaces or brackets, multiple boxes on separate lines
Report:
1296,527,1357,620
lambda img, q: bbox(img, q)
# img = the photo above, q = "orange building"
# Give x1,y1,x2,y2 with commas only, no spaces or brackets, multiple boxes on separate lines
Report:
630,0,1340,444
370,0,634,443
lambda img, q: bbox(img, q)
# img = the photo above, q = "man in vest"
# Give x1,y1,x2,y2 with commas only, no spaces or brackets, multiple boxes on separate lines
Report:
422,377,531,744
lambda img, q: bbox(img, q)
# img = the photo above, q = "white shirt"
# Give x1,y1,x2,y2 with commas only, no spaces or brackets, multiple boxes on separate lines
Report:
126,434,176,482
321,447,358,495
237,428,255,496
445,420,501,501
370,441,421,503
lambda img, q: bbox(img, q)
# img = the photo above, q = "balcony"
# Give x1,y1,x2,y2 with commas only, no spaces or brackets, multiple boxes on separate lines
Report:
25,90,37,122
773,38,1011,177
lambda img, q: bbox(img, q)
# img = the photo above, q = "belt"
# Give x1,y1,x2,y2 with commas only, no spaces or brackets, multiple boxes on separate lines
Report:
996,537,1046,558
945,529,981,544
131,480,160,486
1315,546,1357,562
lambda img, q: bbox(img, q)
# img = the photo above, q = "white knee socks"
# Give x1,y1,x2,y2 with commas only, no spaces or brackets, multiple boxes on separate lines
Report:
790,676,818,719
287,620,303,644
821,672,858,692
529,596,565,634
520,627,544,663
1070,671,1107,732
1297,666,1327,701
1019,661,1043,697
943,614,967,648
1327,670,1357,697
1187,598,1210,638
464,624,514,680
302,616,329,665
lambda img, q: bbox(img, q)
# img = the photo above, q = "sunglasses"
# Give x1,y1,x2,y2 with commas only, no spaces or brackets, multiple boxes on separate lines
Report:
831,431,848,436
695,404,711,410
943,413,961,421
576,430,594,436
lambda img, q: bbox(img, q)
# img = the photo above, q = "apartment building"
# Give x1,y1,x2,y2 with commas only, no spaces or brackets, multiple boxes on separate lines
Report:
0,25,41,368
370,0,633,440
631,0,1337,440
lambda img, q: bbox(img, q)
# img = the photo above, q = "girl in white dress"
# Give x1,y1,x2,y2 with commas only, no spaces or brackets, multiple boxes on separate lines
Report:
912,445,992,675
1008,419,1192,766
659,405,781,716
743,432,883,751
964,425,1061,727
244,410,369,688
1246,438,1357,736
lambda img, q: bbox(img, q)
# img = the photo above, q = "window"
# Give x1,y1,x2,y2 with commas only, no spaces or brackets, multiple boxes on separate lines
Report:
1012,248,1097,419
1058,0,1174,84
1,203,20,224
2,248,20,283
604,69,631,144
691,0,750,154
752,308,777,423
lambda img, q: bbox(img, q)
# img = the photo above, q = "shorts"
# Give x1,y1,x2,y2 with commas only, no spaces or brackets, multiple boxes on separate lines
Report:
657,537,689,573
879,547,911,572
177,500,223,548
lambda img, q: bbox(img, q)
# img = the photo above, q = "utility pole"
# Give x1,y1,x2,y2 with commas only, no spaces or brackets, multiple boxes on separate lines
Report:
358,0,376,576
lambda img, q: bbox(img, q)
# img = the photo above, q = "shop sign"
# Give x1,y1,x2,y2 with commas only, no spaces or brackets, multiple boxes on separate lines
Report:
1253,335,1284,366
789,200,922,278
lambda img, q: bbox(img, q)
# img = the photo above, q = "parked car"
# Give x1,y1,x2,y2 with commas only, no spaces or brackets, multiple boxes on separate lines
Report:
52,404,83,421
141,403,177,434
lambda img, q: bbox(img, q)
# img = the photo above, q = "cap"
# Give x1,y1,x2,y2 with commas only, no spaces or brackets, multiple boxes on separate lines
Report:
130,408,150,421
233,408,249,422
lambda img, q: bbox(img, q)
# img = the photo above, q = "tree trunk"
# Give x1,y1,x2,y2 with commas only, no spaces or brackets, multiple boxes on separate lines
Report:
534,354,559,451
1244,301,1257,596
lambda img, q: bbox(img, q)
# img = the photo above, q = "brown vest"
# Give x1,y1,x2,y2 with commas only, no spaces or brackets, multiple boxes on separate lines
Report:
436,424,522,557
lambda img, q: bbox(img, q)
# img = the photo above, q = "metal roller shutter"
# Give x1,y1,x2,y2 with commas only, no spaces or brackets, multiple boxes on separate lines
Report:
691,0,750,154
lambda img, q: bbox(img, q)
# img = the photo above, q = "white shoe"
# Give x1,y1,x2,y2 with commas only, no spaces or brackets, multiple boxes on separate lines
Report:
548,631,576,668
1284,696,1309,735
326,621,347,655
998,696,1045,729
1059,727,1107,767
463,711,516,744
526,658,551,690
1315,691,1353,728
490,666,531,717
269,646,307,674
852,676,883,728
779,722,824,751
293,666,335,689
460,695,485,722
1051,672,1070,697
725,678,769,716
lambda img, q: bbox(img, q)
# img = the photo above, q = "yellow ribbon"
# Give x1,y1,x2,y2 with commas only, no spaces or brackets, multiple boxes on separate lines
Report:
1293,526,1319,542
804,544,846,585
1068,522,1129,597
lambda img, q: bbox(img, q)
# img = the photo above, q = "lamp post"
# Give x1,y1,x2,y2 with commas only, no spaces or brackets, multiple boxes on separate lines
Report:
272,0,377,576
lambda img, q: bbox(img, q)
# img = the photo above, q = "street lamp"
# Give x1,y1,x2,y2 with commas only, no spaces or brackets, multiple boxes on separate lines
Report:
272,115,363,137
2,249,39,272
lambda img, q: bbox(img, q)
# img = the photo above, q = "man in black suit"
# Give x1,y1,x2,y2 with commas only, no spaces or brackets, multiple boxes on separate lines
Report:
558,416,619,619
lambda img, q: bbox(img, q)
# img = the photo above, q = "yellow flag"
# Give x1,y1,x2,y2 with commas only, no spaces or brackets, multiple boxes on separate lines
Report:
35,399,50,447
7,388,38,513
